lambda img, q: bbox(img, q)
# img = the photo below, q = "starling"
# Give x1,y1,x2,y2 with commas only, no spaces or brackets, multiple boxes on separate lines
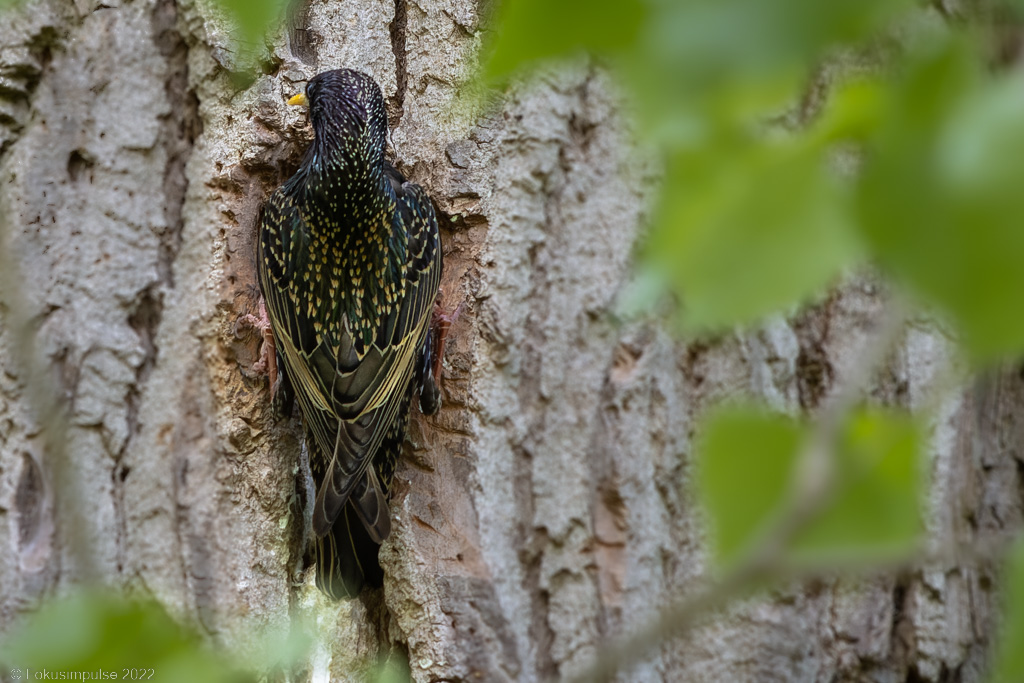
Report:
256,69,442,599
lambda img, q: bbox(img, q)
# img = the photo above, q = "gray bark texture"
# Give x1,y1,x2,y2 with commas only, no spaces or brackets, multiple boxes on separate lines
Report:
0,1,1020,682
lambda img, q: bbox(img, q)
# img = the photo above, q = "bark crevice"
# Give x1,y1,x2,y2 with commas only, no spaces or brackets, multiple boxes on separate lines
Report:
387,0,409,128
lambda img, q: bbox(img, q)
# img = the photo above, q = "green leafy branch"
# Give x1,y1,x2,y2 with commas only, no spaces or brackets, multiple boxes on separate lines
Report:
484,1,1024,681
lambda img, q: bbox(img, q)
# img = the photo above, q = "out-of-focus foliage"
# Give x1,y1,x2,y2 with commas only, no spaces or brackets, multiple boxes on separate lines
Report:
368,655,413,683
489,0,909,130
697,406,922,569
484,0,648,79
216,0,289,60
0,591,311,682
857,40,1024,362
487,0,912,332
650,138,859,330
484,0,1024,676
991,540,1024,683
788,409,922,563
485,0,1024,365
696,405,800,567
0,592,248,681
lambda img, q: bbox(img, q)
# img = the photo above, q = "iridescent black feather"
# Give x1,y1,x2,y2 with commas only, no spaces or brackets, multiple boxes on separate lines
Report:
257,69,442,599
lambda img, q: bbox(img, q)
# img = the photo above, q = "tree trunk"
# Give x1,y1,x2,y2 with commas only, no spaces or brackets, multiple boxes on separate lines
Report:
0,1,1019,681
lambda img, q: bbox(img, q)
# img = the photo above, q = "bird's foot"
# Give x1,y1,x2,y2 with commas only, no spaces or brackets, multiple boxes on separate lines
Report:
430,299,464,388
234,298,279,394
418,299,464,415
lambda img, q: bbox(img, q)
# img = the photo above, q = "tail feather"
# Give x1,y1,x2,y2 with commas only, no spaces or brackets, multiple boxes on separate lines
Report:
349,466,391,544
306,382,414,599
312,503,383,599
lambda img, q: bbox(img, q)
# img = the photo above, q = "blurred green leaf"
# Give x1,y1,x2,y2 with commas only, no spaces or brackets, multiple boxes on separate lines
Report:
790,409,923,562
858,40,1024,362
649,137,861,331
696,405,803,567
816,79,889,144
485,0,913,147
635,0,909,92
251,623,313,672
368,653,412,683
990,539,1024,683
484,0,912,94
0,592,246,682
697,407,922,570
483,0,648,80
217,0,288,53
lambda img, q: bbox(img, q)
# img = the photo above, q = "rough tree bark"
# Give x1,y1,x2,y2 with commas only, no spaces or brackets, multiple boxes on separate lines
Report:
0,1,1020,682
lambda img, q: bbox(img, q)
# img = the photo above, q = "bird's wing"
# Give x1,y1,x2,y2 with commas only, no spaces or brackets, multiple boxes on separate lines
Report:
257,181,441,539
312,177,443,536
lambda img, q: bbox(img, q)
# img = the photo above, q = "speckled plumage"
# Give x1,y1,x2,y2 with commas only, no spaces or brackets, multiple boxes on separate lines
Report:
256,69,442,599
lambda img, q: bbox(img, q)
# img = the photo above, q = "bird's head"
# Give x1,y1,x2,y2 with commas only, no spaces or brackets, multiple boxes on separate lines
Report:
289,69,388,162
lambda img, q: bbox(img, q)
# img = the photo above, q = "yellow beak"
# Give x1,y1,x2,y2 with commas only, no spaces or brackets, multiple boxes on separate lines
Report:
287,93,308,106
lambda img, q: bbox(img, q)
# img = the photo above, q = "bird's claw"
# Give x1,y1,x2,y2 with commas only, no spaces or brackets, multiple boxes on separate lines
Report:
418,298,464,415
430,299,464,388
235,298,279,393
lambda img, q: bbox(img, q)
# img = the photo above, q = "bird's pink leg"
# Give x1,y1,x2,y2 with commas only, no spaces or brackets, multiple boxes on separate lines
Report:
235,298,278,393
430,299,464,388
